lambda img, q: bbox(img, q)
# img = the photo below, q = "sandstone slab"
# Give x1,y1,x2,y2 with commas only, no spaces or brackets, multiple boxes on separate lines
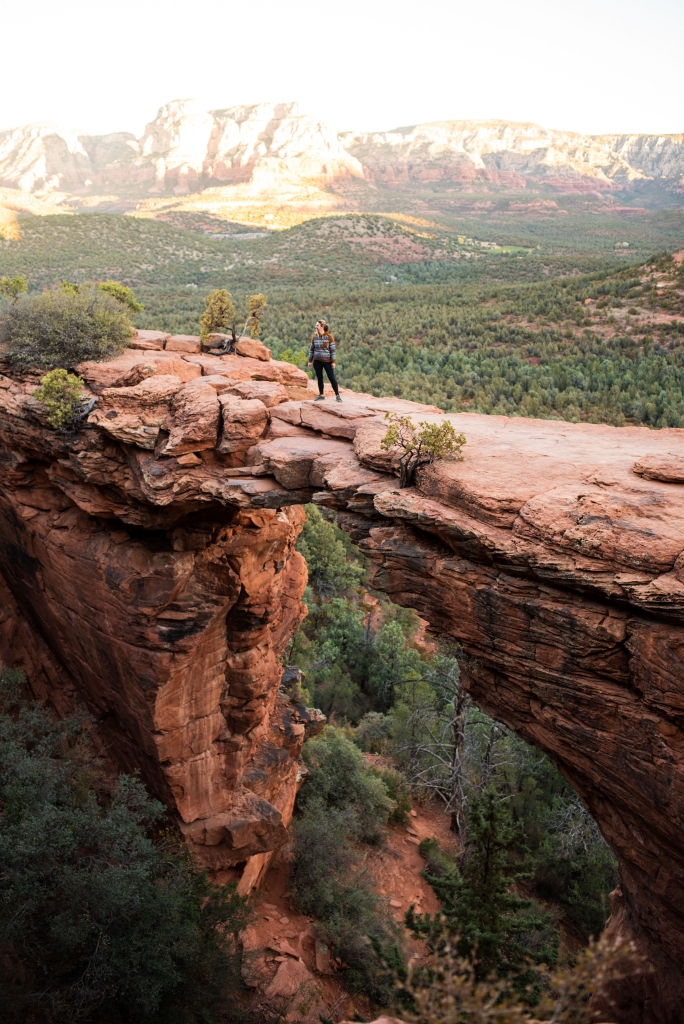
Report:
130,329,169,350
251,436,351,490
223,380,289,407
166,334,201,353
633,453,684,482
77,349,201,392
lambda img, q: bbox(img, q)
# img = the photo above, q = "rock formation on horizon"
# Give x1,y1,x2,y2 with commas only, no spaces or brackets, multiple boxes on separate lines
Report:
1,333,684,1021
1,99,683,205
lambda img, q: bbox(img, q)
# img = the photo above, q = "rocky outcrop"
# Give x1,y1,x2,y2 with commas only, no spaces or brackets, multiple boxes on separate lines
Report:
341,121,684,188
0,101,364,197
1,101,684,202
1,341,684,1019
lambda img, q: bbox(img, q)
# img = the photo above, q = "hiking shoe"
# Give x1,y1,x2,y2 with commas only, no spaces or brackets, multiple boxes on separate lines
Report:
336,395,342,402
314,394,325,402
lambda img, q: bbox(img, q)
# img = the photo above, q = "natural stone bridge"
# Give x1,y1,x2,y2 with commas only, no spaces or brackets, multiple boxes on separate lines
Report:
1,336,683,1022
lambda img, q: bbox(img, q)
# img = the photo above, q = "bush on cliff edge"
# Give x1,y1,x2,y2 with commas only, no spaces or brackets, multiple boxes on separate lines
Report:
1,286,133,371
0,668,251,1024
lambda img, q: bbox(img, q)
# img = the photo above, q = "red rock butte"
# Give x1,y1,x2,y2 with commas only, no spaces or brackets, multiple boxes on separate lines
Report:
1,334,683,1022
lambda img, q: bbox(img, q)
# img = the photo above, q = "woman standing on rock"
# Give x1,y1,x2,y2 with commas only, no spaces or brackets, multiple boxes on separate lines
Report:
308,320,342,402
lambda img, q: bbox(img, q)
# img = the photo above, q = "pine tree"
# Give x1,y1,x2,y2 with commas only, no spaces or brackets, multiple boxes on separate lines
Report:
409,787,557,1000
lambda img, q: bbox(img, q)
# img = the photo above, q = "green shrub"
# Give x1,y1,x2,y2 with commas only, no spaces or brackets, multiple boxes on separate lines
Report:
312,663,367,724
379,768,412,825
98,279,144,313
355,711,393,753
299,727,393,844
33,368,85,429
291,800,400,1004
296,504,367,597
0,669,251,1024
380,413,466,487
200,288,236,341
245,293,267,338
292,728,402,1003
417,836,458,880
0,274,27,303
2,286,133,371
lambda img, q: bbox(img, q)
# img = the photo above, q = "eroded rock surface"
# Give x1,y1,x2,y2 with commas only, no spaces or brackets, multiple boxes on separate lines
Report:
1,341,683,1020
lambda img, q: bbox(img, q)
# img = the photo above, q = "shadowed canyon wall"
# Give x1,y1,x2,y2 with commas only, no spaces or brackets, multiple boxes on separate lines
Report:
1,338,683,1020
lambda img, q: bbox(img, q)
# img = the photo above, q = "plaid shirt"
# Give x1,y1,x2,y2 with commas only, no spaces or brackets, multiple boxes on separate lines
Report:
308,333,336,362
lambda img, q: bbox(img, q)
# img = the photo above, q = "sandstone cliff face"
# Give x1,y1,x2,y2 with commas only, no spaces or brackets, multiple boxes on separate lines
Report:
341,120,684,187
0,101,364,197
1,101,684,201
1,342,684,1020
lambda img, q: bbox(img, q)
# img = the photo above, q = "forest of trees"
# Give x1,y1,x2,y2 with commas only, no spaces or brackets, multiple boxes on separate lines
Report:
5,216,684,428
285,506,618,1006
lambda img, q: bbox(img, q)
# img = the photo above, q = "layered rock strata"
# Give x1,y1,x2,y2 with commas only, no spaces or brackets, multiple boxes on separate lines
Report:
1,341,683,1019
2,101,684,199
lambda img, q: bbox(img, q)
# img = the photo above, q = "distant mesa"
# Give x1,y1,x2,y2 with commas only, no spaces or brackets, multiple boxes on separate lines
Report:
0,99,683,214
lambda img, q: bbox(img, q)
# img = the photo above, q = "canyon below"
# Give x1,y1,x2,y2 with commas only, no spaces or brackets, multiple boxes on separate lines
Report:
1,332,683,1022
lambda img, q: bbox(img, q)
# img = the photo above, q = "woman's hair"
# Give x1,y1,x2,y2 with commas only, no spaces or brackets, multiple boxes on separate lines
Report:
316,319,330,333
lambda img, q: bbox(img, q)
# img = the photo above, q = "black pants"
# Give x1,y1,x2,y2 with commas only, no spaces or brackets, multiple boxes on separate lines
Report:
312,359,339,396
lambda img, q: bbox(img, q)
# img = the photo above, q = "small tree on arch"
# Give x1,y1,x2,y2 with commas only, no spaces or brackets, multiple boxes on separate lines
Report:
380,413,466,487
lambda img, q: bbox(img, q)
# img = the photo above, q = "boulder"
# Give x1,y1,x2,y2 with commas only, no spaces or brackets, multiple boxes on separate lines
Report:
195,373,250,395
300,400,377,439
121,355,201,388
130,329,169,350
87,374,181,449
340,1019,405,1024
314,937,332,974
162,381,221,456
235,337,271,361
240,923,265,988
217,396,270,454
182,789,287,863
270,359,310,386
264,958,313,1001
263,957,328,1022
166,334,202,353
285,385,315,402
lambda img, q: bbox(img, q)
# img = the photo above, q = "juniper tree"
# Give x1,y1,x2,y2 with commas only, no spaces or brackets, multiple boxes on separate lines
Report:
199,290,267,350
409,787,557,1001
0,670,251,1024
380,413,466,487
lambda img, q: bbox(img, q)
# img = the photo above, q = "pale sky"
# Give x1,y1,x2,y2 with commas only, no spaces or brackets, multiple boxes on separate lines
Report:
2,0,682,138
